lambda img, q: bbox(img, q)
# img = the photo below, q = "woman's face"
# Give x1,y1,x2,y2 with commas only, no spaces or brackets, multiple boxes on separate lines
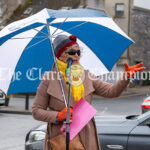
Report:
59,44,80,65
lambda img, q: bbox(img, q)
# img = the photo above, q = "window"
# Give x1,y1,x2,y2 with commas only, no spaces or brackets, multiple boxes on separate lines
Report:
23,8,33,15
115,3,125,17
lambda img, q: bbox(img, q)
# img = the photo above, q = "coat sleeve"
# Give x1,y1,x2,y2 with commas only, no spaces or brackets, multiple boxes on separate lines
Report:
32,73,58,123
90,73,130,98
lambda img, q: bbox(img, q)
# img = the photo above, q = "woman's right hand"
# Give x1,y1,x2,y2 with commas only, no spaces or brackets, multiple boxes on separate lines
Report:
57,107,73,122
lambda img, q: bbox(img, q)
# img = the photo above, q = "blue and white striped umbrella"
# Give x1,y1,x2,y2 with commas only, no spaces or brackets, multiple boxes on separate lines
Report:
0,8,133,94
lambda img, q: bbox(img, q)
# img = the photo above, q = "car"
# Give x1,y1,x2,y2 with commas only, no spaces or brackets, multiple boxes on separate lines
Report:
25,124,45,150
0,90,6,106
141,96,150,113
25,111,150,150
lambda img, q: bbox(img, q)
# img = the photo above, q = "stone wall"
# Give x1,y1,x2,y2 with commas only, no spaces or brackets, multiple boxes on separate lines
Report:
131,7,150,70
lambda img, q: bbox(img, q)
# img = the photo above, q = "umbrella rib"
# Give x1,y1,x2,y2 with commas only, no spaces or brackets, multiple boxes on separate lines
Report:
25,37,48,50
10,36,48,40
31,26,48,36
26,24,48,36
52,21,89,37
51,17,68,36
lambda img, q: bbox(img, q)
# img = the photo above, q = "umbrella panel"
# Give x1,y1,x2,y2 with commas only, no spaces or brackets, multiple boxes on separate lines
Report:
8,27,53,94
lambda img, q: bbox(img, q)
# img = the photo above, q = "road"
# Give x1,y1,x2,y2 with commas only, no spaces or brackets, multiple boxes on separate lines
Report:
0,94,149,150
93,94,148,116
0,113,43,150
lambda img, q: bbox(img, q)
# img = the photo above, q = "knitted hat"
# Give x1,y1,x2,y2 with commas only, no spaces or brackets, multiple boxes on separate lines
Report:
53,34,78,58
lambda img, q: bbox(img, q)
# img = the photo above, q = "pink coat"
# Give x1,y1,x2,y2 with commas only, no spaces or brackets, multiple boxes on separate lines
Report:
32,70,129,150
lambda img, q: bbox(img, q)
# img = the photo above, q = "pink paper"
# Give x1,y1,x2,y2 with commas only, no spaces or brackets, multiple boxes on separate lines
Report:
60,98,97,140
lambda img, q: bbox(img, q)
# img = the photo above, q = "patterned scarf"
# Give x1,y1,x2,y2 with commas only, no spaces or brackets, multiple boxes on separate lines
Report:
57,59,85,102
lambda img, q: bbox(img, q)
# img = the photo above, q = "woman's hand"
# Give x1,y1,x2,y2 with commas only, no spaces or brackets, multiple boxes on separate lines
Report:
124,62,146,78
57,107,73,122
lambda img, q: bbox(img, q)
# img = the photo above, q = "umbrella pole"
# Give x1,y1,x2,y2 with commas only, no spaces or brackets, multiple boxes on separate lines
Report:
46,20,71,150
46,20,67,107
66,63,72,150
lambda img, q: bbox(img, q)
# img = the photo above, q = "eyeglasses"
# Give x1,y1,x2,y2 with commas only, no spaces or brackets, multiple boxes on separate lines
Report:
66,49,80,56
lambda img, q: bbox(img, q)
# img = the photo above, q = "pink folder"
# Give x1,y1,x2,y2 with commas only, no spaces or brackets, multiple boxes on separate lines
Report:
60,98,97,140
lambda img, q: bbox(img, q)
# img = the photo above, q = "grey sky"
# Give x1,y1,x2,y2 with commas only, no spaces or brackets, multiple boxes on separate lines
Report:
134,0,150,10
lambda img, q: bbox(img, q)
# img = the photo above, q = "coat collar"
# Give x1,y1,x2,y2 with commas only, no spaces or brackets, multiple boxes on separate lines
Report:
47,70,76,107
47,70,94,107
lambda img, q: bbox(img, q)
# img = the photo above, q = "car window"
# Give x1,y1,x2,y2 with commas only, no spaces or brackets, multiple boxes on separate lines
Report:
139,118,150,126
0,90,5,98
137,111,150,120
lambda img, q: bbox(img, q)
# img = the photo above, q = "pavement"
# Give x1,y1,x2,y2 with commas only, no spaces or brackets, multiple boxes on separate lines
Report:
95,85,150,99
0,85,150,115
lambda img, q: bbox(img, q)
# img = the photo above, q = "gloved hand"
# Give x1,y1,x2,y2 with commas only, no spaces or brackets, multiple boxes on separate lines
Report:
57,107,73,122
124,62,146,78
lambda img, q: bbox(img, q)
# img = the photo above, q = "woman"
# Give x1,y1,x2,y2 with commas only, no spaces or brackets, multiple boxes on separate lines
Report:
32,34,145,150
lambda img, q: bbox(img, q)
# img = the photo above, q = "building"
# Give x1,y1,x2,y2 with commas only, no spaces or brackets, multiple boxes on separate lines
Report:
104,0,133,65
86,0,133,68
104,0,133,35
131,7,150,70
86,0,150,85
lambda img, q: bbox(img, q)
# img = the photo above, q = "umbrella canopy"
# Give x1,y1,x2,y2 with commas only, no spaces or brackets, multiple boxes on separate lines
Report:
0,8,133,94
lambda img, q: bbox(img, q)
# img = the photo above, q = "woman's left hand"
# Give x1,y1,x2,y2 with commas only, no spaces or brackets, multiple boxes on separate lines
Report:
124,62,146,78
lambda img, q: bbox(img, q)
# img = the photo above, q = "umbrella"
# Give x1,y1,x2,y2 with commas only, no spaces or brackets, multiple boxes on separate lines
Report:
0,8,133,95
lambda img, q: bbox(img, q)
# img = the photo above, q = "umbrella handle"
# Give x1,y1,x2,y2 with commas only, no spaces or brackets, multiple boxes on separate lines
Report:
46,20,68,107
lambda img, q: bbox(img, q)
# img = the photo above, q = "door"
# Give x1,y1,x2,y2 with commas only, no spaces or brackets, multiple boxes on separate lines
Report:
128,118,150,150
